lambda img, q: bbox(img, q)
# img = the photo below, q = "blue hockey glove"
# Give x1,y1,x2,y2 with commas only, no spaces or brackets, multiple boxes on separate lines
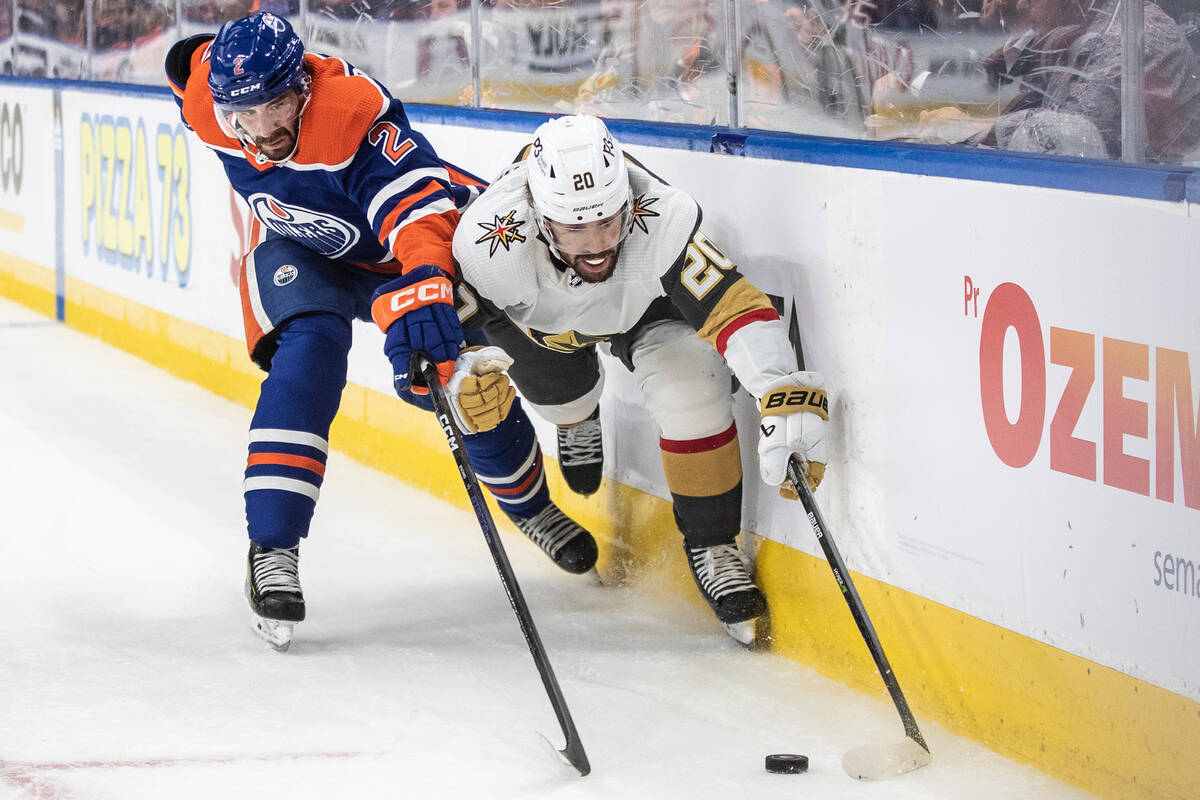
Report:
371,264,463,395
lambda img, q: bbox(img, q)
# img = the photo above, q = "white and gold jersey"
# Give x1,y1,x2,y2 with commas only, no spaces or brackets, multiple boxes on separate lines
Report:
452,151,796,398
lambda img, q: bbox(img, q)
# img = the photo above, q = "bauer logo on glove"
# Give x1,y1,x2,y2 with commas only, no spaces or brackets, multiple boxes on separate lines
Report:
758,371,829,498
762,387,828,415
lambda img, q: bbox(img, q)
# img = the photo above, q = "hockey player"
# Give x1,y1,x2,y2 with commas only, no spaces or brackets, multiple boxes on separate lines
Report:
450,114,829,644
164,13,596,650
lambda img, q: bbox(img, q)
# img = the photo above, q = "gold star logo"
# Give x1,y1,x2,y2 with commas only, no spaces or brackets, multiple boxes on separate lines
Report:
475,210,527,257
631,194,660,235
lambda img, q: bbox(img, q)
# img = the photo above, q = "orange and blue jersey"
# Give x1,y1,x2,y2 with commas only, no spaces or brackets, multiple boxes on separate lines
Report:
166,37,483,277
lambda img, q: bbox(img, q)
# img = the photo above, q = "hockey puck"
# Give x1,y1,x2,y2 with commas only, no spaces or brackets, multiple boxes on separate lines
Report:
765,753,809,774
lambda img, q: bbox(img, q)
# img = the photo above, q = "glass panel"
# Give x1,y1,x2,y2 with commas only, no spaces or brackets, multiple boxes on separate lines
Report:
473,0,730,125
179,0,276,26
972,0,1199,162
91,0,178,85
736,0,868,136
855,0,1016,145
1149,0,1200,164
625,0,731,124
737,0,1023,143
303,1,392,80
9,0,1187,165
475,0,615,115
177,2,302,75
306,0,476,105
13,0,88,78
393,0,475,105
825,0,1200,163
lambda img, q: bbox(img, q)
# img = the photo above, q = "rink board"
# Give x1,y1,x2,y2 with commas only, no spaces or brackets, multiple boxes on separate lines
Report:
0,77,1197,800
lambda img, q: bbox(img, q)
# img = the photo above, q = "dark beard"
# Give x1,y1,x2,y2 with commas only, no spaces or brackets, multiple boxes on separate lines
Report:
255,129,297,161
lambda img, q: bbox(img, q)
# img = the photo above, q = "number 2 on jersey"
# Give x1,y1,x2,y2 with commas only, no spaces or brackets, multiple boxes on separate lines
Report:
368,122,416,165
681,232,734,299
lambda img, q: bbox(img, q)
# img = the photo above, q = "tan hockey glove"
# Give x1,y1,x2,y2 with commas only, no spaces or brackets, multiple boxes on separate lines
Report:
447,346,516,434
758,372,829,499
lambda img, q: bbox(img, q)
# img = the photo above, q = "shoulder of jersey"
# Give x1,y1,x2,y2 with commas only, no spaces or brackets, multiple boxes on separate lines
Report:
622,154,700,277
625,155,697,229
175,47,390,169
290,53,391,169
174,39,240,155
454,164,539,307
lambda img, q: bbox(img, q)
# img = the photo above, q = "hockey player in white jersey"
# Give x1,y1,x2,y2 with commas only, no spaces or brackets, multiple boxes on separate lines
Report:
449,114,829,644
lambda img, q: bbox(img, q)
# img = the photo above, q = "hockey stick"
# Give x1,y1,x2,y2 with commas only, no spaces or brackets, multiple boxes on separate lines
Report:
786,456,931,781
417,354,591,777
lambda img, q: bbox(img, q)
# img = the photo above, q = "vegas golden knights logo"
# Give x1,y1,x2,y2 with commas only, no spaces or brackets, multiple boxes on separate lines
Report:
474,210,527,257
527,327,612,353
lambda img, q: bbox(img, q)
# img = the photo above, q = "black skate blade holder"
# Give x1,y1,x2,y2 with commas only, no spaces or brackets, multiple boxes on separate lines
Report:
415,353,591,777
786,456,930,780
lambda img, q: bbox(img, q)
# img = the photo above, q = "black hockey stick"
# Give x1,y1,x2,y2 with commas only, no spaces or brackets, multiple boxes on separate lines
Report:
416,354,591,777
786,456,931,780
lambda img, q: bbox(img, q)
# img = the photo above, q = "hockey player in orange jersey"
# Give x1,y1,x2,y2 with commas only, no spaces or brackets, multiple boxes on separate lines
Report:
166,12,596,650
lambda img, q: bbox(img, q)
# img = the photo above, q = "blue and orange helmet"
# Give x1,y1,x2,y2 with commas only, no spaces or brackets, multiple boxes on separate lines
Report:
207,12,307,110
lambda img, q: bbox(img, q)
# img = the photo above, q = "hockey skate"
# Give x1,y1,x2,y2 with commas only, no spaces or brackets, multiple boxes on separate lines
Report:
509,503,599,574
684,542,766,646
556,409,603,496
245,543,305,652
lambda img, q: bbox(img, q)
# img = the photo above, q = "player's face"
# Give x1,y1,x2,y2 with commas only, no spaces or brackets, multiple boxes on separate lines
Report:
223,89,305,161
545,207,628,282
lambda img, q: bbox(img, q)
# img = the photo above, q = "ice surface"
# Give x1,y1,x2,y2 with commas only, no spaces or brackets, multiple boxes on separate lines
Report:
0,298,1095,799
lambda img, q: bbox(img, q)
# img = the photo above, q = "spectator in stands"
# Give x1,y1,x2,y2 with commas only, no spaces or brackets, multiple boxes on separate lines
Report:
19,0,86,44
649,0,719,87
417,0,469,79
184,1,263,24
257,0,302,13
785,0,827,54
90,0,174,51
975,0,1200,162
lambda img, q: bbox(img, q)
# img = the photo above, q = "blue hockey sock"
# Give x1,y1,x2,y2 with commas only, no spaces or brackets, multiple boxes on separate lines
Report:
244,313,350,549
464,397,550,519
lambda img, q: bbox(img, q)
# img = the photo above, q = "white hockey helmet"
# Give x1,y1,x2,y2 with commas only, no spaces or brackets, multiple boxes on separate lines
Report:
526,115,633,257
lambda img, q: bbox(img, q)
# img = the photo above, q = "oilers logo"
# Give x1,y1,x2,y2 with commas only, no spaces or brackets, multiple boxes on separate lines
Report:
261,13,287,33
273,264,298,286
249,193,360,258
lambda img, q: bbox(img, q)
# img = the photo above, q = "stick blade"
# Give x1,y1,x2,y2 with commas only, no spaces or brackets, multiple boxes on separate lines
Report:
533,732,590,777
842,737,931,781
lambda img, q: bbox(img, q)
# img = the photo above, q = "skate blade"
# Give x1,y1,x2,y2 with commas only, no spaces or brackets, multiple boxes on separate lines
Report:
842,737,932,781
251,614,295,652
722,618,758,647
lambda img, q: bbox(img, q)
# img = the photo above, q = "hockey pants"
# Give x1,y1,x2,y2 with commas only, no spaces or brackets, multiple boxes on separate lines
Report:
244,312,549,549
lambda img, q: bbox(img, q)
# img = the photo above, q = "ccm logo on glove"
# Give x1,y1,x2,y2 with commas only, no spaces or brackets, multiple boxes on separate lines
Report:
371,265,463,395
379,276,453,317
762,387,828,418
